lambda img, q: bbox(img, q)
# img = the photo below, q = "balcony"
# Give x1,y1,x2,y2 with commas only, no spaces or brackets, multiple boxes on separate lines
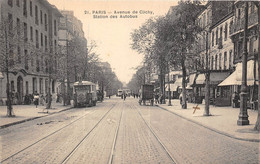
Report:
230,12,258,35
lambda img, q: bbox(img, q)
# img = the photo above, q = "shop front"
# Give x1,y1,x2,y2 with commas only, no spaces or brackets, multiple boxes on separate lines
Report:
193,72,230,105
218,60,258,109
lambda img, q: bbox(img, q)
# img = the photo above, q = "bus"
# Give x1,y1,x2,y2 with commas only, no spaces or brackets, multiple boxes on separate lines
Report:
117,89,123,97
73,81,97,107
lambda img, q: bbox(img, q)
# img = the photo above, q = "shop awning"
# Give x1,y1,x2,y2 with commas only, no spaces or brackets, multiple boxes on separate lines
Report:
218,60,258,86
187,73,196,89
194,72,230,86
166,78,182,91
195,74,205,85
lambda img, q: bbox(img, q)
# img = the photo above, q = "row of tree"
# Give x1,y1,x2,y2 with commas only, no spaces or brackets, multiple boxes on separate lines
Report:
130,1,202,108
130,1,260,131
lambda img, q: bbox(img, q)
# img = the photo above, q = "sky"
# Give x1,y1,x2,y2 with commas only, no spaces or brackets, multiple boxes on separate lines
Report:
49,0,178,83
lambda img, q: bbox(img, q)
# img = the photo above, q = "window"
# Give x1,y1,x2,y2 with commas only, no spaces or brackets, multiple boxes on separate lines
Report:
9,49,14,67
212,31,214,47
216,28,218,45
44,14,47,31
36,30,39,48
229,20,233,35
26,81,29,94
211,56,214,70
45,59,48,73
24,49,28,69
54,40,57,53
41,33,43,46
8,13,13,32
8,0,13,7
220,26,223,43
23,22,27,42
237,8,241,20
33,77,37,93
36,57,40,72
224,52,227,70
229,50,232,69
35,5,38,25
40,10,43,24
31,54,34,67
23,0,27,17
17,46,21,63
29,1,32,16
249,38,254,55
224,23,228,41
40,78,43,93
16,0,20,7
215,55,218,70
30,26,33,42
41,56,44,71
54,20,57,36
16,18,20,35
45,35,48,51
219,53,222,70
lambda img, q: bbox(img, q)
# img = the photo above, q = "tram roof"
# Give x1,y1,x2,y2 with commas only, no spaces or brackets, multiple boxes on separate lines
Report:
74,81,96,86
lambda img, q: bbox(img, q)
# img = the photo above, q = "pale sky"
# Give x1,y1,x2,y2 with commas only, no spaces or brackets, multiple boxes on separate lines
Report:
49,0,178,83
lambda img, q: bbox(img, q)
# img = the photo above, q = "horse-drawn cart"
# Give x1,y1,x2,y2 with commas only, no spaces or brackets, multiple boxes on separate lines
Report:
138,84,154,106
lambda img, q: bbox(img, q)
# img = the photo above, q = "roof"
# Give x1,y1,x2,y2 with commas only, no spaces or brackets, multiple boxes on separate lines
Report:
74,81,96,86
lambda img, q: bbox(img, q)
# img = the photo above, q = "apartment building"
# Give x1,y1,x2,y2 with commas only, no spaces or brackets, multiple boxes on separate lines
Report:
0,0,62,104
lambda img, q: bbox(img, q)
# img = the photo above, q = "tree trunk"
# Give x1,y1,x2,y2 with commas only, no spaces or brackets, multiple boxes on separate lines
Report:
254,4,260,131
46,76,52,109
204,32,210,116
4,25,14,117
181,55,187,109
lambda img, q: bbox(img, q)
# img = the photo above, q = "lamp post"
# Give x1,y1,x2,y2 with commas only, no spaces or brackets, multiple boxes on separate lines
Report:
237,2,249,125
167,61,172,106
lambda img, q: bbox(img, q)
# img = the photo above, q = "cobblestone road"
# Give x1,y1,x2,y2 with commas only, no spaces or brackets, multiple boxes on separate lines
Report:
136,102,259,164
1,102,114,163
0,97,259,164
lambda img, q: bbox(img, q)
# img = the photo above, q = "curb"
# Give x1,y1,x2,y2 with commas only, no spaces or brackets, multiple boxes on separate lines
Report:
157,105,260,143
0,107,73,129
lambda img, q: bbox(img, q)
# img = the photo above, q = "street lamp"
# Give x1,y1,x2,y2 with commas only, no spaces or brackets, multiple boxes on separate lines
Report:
167,61,172,106
238,2,249,125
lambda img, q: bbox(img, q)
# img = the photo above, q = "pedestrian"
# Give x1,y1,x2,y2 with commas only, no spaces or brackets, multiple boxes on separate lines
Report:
33,91,40,108
155,93,159,104
179,93,183,105
40,94,45,106
123,93,126,100
232,92,239,108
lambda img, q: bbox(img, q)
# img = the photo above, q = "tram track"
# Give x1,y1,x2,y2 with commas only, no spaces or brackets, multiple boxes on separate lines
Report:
61,102,124,164
135,104,178,164
1,103,115,164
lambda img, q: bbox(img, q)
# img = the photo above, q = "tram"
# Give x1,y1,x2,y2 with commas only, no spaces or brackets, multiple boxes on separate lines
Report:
73,81,97,107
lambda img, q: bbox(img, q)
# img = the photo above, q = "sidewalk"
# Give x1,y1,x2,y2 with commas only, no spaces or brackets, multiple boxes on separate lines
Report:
158,99,260,142
0,102,72,128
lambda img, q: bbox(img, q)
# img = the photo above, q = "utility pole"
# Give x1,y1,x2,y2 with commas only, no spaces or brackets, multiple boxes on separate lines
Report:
238,2,249,125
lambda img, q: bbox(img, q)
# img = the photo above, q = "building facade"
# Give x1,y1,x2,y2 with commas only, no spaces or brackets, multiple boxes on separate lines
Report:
0,0,62,104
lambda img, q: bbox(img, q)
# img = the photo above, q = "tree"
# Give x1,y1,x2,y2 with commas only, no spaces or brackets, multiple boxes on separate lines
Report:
156,1,203,108
0,17,15,116
0,16,35,116
131,16,168,103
